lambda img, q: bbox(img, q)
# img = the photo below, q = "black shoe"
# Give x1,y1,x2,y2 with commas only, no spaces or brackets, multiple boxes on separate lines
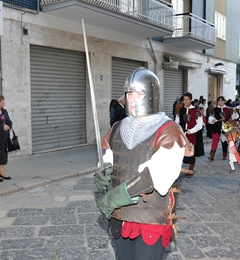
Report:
0,174,11,180
0,178,3,182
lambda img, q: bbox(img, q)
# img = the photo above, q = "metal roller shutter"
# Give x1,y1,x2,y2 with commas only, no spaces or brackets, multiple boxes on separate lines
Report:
112,57,144,99
30,45,86,152
163,69,184,119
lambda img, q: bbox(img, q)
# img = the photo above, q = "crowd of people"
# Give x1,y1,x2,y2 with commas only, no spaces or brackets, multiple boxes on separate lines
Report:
173,94,240,171
2,64,239,260
110,91,240,176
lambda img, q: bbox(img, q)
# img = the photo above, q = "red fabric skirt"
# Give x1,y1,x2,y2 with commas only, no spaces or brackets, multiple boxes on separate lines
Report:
121,222,172,247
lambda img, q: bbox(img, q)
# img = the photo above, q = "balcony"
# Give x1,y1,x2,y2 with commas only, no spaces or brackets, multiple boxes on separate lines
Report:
41,0,174,38
163,13,217,50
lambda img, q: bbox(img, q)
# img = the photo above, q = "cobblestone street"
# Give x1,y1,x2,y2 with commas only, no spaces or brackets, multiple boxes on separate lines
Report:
0,141,240,259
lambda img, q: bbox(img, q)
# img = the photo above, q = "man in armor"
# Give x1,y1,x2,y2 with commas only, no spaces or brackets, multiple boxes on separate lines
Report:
208,96,239,161
175,92,203,175
94,67,189,260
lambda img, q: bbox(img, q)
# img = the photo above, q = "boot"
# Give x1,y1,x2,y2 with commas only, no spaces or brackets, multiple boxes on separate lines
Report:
189,163,195,171
223,152,227,160
208,150,216,161
237,143,240,153
222,141,228,160
185,164,195,176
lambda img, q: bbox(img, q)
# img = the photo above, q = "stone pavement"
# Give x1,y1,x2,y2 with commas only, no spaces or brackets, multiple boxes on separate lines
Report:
0,137,239,259
1,145,99,196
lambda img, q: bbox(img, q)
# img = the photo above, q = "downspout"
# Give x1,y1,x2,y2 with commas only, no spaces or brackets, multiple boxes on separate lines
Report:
202,0,206,54
0,0,3,93
148,38,158,75
148,38,163,110
0,38,2,94
21,11,26,44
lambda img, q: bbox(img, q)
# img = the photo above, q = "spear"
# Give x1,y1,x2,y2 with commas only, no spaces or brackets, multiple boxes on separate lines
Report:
82,19,104,172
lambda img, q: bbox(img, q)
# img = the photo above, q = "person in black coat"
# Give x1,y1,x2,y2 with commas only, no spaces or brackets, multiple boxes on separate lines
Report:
172,96,179,120
109,99,118,126
194,107,205,157
110,95,127,127
0,95,12,181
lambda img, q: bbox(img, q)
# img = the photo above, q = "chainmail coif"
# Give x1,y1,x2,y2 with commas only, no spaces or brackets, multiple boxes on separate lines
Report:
120,112,171,150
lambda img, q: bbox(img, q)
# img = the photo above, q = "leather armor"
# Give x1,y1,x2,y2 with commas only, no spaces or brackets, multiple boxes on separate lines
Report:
108,121,187,225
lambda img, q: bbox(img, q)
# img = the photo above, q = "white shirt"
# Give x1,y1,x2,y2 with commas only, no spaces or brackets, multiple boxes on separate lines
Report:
199,103,207,116
208,105,239,124
175,105,203,134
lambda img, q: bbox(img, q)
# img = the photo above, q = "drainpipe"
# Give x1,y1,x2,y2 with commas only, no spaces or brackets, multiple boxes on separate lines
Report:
202,0,206,54
148,38,163,110
21,11,26,44
148,38,158,75
0,38,2,94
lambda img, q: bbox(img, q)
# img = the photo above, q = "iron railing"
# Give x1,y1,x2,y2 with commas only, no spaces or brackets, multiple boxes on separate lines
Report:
164,13,216,45
2,0,38,10
41,0,175,30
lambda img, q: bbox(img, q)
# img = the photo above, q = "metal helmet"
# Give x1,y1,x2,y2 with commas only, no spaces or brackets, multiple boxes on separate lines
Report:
124,67,160,117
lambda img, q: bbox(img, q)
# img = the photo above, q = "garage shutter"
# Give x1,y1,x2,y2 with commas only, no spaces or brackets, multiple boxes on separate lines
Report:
30,45,86,152
163,69,184,119
112,57,144,99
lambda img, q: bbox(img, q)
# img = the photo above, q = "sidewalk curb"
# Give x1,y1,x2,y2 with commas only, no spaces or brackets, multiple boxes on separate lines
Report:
0,166,98,197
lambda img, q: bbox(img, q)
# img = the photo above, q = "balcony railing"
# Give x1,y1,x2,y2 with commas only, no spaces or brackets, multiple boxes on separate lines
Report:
164,13,216,45
2,0,39,11
41,0,175,30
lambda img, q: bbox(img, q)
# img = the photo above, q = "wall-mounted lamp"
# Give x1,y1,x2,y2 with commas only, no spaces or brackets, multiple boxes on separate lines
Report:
224,78,231,84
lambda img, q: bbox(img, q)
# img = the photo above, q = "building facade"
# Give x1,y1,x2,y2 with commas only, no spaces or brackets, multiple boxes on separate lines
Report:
0,0,239,155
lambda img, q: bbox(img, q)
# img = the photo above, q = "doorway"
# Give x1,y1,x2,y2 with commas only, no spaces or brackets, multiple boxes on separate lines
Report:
208,74,221,100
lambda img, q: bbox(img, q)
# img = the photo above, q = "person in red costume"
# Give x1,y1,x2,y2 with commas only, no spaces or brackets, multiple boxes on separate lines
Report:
94,67,189,260
175,92,203,175
208,96,239,161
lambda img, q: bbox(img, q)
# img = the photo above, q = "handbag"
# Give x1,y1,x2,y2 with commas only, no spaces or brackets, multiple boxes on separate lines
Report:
7,129,20,152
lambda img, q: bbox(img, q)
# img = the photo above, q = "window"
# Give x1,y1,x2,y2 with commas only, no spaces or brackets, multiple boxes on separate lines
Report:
214,11,226,41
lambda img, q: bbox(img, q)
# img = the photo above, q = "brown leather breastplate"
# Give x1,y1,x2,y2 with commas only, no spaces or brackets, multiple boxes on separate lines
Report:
109,123,172,225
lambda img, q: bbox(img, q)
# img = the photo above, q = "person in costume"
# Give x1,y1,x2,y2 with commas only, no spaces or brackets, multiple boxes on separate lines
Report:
175,92,203,175
94,67,189,260
228,130,240,172
0,95,12,181
208,96,239,161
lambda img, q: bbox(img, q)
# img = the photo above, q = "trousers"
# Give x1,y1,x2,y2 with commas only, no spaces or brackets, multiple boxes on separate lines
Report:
211,133,228,152
114,235,165,260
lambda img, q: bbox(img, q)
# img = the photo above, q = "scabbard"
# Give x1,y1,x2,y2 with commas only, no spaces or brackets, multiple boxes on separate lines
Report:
126,167,154,198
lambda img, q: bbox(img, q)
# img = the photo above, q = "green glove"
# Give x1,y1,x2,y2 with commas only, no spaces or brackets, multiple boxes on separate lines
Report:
94,162,113,191
97,180,139,219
